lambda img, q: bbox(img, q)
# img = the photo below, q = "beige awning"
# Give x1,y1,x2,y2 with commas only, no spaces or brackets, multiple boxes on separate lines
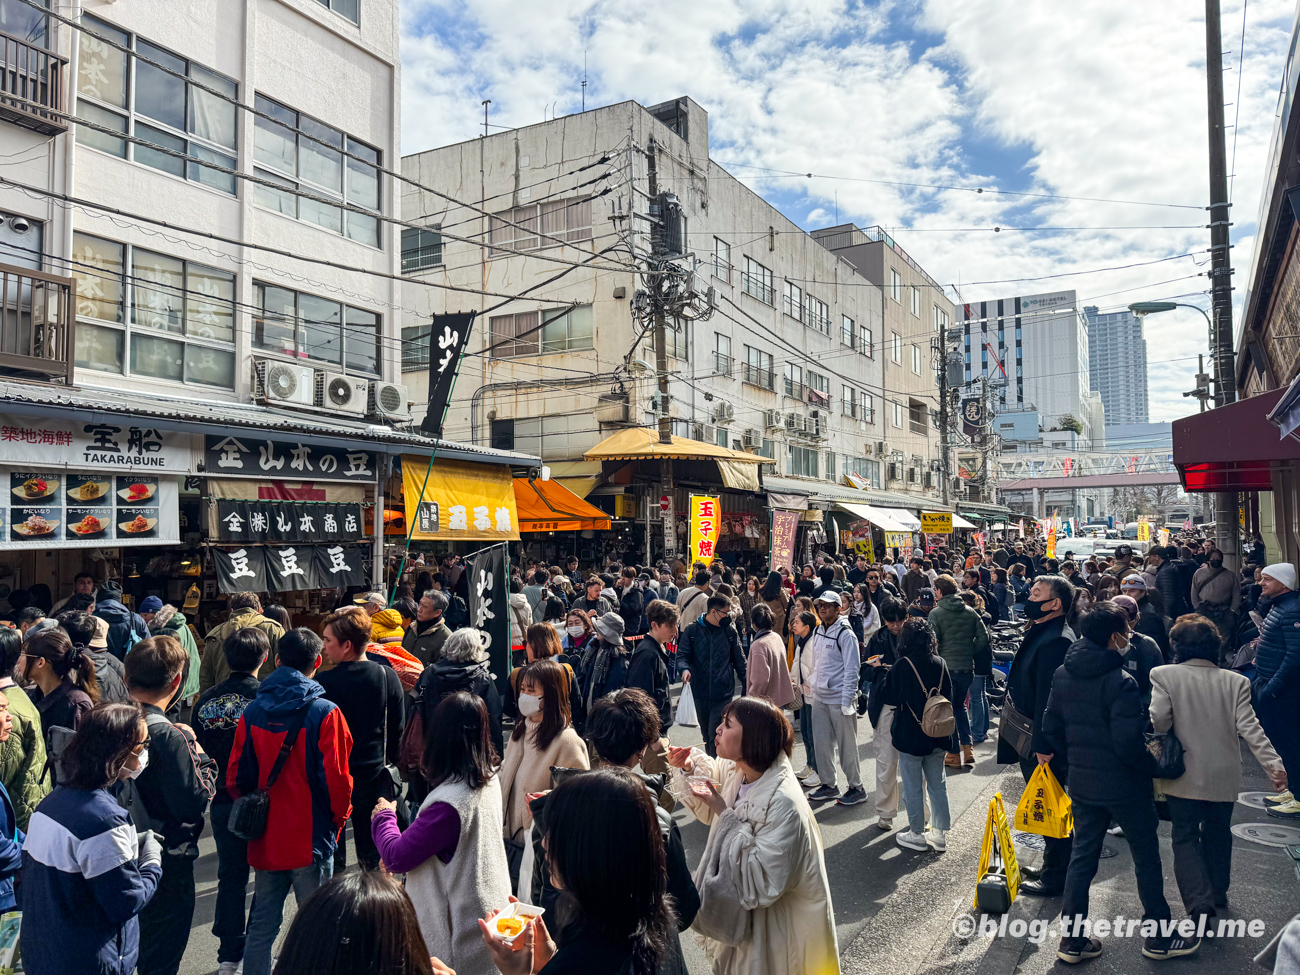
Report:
584,427,771,465
545,460,603,499
834,502,911,533
952,513,978,529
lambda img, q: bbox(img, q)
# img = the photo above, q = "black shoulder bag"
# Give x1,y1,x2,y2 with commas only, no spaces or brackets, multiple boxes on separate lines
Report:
229,706,309,841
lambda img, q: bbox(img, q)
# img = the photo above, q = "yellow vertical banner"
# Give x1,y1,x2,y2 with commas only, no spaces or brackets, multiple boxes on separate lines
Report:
689,495,721,562
1046,529,1056,559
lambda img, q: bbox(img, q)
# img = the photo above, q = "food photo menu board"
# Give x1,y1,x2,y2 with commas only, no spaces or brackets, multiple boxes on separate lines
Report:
2,470,179,549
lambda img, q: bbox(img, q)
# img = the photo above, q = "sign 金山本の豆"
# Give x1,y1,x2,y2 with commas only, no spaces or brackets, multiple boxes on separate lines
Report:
689,495,721,562
921,512,953,535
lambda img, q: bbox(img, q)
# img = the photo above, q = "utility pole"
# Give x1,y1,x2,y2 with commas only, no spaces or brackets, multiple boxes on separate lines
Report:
646,141,676,559
1205,0,1239,566
935,330,951,507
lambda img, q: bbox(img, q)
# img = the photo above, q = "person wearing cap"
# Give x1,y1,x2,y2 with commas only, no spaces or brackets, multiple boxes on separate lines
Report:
92,581,149,662
805,589,868,805
1105,544,1137,580
578,612,631,712
1120,574,1170,661
675,594,746,759
142,597,202,708
1251,563,1300,816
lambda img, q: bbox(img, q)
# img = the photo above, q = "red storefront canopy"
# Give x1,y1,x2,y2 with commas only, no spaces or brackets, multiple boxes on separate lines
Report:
1172,388,1300,492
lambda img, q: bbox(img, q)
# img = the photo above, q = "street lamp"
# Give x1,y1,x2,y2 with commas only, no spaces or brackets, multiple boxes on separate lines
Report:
1128,301,1212,341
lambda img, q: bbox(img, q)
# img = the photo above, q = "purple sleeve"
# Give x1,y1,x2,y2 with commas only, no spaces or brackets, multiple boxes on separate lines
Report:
371,802,461,873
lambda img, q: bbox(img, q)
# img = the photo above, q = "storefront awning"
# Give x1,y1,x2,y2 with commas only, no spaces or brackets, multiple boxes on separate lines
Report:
544,460,603,499
871,506,922,531
584,428,771,466
1173,388,1300,492
952,514,978,529
833,502,910,533
1268,370,1300,442
401,456,521,541
513,477,612,532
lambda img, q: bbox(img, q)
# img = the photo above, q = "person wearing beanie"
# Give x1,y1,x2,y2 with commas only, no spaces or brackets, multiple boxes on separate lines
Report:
1250,564,1300,817
364,609,422,692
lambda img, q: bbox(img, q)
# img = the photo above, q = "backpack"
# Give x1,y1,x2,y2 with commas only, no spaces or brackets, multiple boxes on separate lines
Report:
903,656,956,738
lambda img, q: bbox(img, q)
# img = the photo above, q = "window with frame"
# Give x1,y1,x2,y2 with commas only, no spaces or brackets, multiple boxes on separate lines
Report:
806,370,829,408
0,0,48,47
313,0,359,25
892,402,903,427
782,280,803,321
890,268,902,302
252,94,381,246
805,295,830,335
842,384,858,418
861,391,874,423
783,362,803,399
935,306,950,332
401,228,442,272
540,305,594,353
71,232,237,388
75,15,238,196
789,445,818,478
713,333,732,375
860,323,873,357
743,345,774,389
891,331,901,364
489,198,592,254
911,344,922,374
910,286,920,316
401,324,430,372
824,451,837,481
743,257,773,305
841,314,855,348
253,282,380,375
488,311,539,358
713,237,731,283
909,400,928,435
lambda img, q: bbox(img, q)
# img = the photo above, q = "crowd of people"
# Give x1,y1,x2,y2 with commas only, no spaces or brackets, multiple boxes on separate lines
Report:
0,527,1290,974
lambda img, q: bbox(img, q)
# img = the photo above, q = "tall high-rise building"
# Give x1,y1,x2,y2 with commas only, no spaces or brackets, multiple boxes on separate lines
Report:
1084,305,1149,425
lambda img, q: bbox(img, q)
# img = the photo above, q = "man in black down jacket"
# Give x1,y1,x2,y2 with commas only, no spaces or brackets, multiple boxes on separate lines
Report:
1037,603,1199,963
999,575,1075,896
675,593,745,757
626,599,677,775
1151,546,1191,621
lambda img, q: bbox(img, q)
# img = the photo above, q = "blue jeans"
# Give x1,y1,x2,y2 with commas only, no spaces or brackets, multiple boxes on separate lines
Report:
950,671,973,747
800,702,817,772
243,859,334,975
898,748,950,835
968,675,989,743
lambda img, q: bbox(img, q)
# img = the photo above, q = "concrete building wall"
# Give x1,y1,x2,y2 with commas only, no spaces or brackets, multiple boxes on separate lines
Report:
1,0,403,404
401,98,929,497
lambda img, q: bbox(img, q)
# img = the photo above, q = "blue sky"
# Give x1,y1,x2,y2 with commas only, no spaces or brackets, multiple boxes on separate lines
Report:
400,0,1297,425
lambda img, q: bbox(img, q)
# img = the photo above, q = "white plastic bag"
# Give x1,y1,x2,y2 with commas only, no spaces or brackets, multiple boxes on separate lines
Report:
675,681,699,728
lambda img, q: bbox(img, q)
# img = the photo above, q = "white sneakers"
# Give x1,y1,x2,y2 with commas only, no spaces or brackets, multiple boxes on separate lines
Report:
800,772,821,789
896,830,928,851
877,818,893,831
796,765,815,780
896,829,947,851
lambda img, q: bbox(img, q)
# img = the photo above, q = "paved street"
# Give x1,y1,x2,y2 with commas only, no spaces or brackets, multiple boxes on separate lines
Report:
179,693,1299,975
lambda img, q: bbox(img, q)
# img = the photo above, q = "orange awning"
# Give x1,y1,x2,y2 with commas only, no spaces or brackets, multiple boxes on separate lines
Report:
513,477,612,532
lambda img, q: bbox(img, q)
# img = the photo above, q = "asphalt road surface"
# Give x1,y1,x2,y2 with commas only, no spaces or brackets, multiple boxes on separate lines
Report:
179,688,1299,974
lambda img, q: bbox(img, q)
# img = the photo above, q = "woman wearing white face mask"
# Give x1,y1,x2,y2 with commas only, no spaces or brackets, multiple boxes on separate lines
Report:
504,625,586,734
20,701,164,975
497,658,588,893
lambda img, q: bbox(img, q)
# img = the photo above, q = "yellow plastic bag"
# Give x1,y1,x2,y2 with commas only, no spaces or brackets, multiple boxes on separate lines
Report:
1014,762,1073,839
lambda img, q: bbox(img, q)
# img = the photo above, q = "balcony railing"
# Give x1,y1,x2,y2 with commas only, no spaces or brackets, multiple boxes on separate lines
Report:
0,263,75,383
0,31,67,136
783,378,805,400
742,363,775,391
742,273,773,305
712,351,733,377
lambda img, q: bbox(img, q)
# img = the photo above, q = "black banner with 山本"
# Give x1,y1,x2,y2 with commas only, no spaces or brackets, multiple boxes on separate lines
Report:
419,311,477,438
212,544,368,593
214,500,364,544
467,544,508,684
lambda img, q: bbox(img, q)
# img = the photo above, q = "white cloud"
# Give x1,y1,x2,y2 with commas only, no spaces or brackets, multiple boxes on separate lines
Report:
400,0,1297,423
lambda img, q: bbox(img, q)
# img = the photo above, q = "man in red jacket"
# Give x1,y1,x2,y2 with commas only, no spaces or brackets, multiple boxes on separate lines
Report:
228,628,352,975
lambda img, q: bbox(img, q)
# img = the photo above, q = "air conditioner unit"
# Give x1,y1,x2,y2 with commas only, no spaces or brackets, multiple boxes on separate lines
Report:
784,412,798,433
713,400,736,424
369,381,410,421
809,411,826,439
742,428,761,449
874,441,888,457
595,394,630,424
317,371,369,416
764,409,783,430
692,422,716,443
253,358,315,407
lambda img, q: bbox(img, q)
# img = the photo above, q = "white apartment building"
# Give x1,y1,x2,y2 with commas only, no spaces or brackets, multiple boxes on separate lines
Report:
401,97,948,530
1085,304,1150,427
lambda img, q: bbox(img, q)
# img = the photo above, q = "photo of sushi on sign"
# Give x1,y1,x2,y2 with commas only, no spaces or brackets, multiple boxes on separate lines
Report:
66,475,110,505
116,477,157,505
67,508,109,538
10,472,58,503
11,508,59,540
117,507,158,539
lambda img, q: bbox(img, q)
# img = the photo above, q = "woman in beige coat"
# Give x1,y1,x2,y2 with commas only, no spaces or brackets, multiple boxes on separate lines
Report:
668,697,838,975
1150,615,1287,923
745,604,794,708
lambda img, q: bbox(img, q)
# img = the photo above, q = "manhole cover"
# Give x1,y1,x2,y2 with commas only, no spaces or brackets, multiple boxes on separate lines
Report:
1239,792,1276,809
1231,822,1300,848
1014,832,1046,852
